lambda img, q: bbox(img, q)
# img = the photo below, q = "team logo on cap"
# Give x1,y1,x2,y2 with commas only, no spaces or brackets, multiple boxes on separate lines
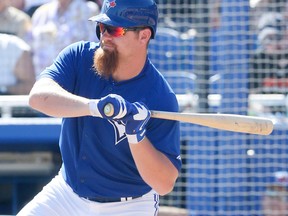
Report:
106,0,116,8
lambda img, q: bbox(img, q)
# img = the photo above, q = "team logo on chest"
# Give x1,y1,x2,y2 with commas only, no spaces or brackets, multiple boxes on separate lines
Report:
109,120,126,145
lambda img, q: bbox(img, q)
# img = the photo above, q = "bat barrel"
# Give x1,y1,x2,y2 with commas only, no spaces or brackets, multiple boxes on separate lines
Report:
151,111,274,136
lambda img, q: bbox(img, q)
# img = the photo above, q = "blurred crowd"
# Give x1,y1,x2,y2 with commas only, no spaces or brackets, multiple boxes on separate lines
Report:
0,0,288,97
262,171,288,216
249,0,288,94
0,0,101,95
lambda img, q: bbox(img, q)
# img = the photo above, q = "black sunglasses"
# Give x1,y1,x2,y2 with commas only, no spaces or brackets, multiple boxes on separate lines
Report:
98,23,146,37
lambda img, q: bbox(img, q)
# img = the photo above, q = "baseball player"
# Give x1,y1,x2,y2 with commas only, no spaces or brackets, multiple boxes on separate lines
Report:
17,0,181,215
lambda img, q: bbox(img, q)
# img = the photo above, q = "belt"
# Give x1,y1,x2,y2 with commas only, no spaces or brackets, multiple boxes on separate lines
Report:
86,196,142,203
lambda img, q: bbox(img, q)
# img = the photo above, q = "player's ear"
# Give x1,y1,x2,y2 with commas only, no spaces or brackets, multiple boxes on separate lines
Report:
139,28,151,44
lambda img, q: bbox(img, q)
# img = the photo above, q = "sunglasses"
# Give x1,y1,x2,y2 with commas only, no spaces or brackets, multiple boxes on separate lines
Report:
98,23,145,37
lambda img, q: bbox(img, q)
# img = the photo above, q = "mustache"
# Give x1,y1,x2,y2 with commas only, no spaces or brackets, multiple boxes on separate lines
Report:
100,40,115,48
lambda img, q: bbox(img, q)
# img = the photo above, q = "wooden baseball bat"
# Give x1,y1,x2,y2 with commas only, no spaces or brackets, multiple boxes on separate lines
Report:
103,103,274,135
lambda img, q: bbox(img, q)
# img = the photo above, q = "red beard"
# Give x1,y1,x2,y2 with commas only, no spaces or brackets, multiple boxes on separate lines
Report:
93,46,119,79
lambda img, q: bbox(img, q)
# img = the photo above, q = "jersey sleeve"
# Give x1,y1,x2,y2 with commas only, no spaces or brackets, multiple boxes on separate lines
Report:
146,92,182,172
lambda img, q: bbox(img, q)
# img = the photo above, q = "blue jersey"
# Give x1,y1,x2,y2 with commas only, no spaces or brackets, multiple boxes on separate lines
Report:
40,41,181,198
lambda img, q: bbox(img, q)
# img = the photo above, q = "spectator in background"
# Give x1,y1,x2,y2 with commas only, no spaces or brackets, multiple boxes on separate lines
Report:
9,0,51,17
262,171,288,216
249,12,288,94
0,33,35,95
282,1,288,51
254,0,287,13
86,0,102,8
155,0,221,33
25,0,52,17
31,0,100,78
0,0,32,44
9,0,25,11
250,0,287,31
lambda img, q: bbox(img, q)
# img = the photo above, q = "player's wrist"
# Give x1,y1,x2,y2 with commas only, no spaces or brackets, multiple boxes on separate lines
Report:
88,99,101,117
126,129,146,144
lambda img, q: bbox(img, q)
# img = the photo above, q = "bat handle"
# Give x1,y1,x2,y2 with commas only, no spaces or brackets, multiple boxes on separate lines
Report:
103,103,114,117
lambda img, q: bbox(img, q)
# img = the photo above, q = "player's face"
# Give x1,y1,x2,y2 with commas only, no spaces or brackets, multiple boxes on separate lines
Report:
97,24,146,52
93,24,149,78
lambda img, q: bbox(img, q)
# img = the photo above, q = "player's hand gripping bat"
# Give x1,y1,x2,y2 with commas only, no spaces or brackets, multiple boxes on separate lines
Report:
103,103,274,136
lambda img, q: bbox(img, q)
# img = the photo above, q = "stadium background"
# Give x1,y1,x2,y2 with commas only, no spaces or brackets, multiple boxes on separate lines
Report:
1,0,288,215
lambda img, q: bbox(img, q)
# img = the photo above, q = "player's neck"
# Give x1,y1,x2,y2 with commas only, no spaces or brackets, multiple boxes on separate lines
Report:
112,53,147,82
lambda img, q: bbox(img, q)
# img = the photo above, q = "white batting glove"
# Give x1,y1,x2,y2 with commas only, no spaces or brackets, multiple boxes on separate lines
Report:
89,99,101,117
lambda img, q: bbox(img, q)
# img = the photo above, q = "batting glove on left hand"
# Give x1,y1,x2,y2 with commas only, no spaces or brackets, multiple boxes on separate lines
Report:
89,94,133,120
123,102,151,144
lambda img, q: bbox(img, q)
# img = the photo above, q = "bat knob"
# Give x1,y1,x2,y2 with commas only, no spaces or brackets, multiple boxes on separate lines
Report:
104,103,114,117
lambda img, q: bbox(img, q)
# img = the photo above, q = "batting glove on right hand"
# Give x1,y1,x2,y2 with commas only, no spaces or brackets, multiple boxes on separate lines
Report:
123,102,151,144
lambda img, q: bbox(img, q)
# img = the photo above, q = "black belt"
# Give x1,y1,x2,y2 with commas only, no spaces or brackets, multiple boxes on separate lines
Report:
86,196,142,203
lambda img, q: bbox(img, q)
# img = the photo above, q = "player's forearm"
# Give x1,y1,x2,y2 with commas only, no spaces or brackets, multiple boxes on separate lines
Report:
29,78,91,118
129,137,179,196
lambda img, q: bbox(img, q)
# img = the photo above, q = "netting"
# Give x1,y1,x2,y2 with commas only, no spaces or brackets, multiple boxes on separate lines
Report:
149,0,288,215
1,0,288,215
